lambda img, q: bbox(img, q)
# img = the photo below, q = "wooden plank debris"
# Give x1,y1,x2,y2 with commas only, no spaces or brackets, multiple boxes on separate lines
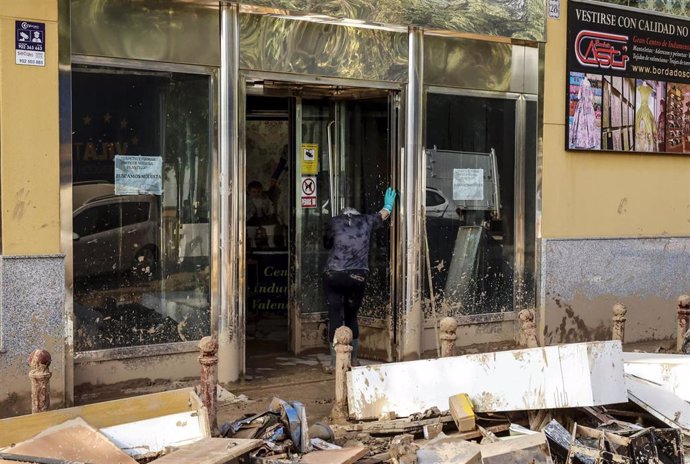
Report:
0,388,202,448
101,410,211,459
347,341,627,420
299,446,368,464
417,436,481,464
149,438,263,464
625,374,690,436
3,417,137,464
480,432,553,464
623,352,690,402
331,417,509,440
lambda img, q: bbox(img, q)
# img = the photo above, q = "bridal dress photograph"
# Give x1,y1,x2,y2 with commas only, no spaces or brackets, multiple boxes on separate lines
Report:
569,75,600,149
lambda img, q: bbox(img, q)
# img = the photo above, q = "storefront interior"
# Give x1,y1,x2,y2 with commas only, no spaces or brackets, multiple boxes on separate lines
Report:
243,83,394,359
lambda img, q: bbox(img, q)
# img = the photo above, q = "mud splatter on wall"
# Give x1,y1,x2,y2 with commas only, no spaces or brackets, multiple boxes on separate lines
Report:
541,238,688,344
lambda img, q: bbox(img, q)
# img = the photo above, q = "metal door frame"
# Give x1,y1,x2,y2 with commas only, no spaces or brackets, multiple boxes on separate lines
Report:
239,71,402,370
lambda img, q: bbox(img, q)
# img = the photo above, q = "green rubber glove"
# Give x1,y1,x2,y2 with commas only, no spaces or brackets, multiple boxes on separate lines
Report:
383,187,397,213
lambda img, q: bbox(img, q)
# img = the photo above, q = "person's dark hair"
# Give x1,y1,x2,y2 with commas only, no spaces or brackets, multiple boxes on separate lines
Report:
248,180,263,191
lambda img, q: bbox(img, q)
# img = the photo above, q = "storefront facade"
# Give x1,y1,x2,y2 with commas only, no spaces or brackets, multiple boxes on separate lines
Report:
2,0,544,413
541,0,690,346
67,0,543,394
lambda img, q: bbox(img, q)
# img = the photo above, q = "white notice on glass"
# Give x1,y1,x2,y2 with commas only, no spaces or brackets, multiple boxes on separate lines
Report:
115,155,163,195
453,168,484,201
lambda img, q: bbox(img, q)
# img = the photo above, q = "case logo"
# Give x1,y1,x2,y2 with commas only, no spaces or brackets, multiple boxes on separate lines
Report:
575,30,630,70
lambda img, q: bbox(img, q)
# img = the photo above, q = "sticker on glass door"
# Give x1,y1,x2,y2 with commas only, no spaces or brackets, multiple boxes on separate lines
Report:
301,176,317,208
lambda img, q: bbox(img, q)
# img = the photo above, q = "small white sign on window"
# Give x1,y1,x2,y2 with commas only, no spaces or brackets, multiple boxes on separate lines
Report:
453,168,484,201
114,155,163,195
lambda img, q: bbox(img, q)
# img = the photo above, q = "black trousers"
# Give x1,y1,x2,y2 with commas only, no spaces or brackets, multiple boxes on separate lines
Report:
323,269,367,343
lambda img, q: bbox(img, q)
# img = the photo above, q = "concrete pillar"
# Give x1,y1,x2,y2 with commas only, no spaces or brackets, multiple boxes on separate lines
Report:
677,295,690,352
331,326,353,422
611,303,627,342
518,309,539,348
198,336,219,431
439,317,458,357
28,349,52,413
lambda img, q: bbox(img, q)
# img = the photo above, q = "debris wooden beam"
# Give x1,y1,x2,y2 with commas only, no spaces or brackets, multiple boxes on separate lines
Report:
623,352,690,402
148,438,263,464
625,374,690,436
347,341,626,420
0,388,204,448
3,417,137,464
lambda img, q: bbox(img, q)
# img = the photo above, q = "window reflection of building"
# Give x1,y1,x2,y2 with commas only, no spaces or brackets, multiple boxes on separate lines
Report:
71,68,212,351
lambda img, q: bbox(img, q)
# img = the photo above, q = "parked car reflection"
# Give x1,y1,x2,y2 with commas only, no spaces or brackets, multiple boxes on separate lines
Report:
73,182,159,281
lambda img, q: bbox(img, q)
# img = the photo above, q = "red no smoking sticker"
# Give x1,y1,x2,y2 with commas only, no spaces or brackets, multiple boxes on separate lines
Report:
301,176,317,208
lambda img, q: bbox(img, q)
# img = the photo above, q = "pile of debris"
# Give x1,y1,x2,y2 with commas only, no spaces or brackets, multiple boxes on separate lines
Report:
2,338,690,463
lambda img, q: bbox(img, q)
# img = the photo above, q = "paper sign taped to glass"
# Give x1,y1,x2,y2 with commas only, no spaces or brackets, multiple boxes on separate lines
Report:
114,155,163,195
453,168,484,201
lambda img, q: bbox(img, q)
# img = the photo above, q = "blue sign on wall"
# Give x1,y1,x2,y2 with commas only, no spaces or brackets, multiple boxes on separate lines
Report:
15,20,45,67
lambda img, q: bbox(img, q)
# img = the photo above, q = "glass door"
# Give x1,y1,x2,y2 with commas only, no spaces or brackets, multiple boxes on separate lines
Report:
293,90,397,359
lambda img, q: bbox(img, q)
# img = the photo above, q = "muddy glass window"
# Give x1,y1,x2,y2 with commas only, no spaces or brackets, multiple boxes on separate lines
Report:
71,66,212,351
424,93,518,315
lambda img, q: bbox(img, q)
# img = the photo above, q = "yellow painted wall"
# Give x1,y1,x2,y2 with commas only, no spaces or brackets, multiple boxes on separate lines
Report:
543,4,690,239
0,1,60,254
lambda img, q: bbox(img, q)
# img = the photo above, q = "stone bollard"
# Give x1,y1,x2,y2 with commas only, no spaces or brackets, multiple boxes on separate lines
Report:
611,303,627,342
518,309,539,348
198,336,219,431
28,349,52,413
331,326,353,422
677,295,690,352
440,317,458,357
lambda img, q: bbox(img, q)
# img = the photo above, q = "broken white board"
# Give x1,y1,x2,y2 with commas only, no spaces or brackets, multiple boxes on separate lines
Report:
347,341,626,420
625,374,690,436
101,411,209,459
623,352,690,402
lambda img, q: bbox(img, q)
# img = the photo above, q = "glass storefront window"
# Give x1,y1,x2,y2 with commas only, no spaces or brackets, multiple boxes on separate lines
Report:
424,93,518,315
72,66,212,351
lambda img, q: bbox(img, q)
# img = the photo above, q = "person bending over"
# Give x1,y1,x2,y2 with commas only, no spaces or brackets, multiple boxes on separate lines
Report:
322,187,397,372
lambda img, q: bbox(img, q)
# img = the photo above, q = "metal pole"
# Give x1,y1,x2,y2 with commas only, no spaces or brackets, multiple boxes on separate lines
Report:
218,2,241,383
398,27,425,361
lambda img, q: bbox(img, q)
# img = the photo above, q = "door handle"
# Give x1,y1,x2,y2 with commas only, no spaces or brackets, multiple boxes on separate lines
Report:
327,120,336,217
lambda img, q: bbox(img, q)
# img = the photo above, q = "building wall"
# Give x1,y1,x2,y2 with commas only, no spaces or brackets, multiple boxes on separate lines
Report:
0,1,64,417
540,6,690,344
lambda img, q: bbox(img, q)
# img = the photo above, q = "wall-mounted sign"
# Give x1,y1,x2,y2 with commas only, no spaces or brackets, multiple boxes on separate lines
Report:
15,20,45,67
301,143,319,175
548,0,560,19
301,176,317,208
114,155,163,195
567,1,690,154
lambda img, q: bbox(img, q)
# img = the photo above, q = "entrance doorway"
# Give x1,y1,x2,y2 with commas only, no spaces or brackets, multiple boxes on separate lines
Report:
243,81,399,364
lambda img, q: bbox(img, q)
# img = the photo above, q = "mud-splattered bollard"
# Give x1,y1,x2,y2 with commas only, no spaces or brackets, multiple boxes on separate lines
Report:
331,325,353,422
198,336,218,431
518,309,539,348
28,349,52,413
440,317,458,357
611,303,627,342
677,295,690,352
